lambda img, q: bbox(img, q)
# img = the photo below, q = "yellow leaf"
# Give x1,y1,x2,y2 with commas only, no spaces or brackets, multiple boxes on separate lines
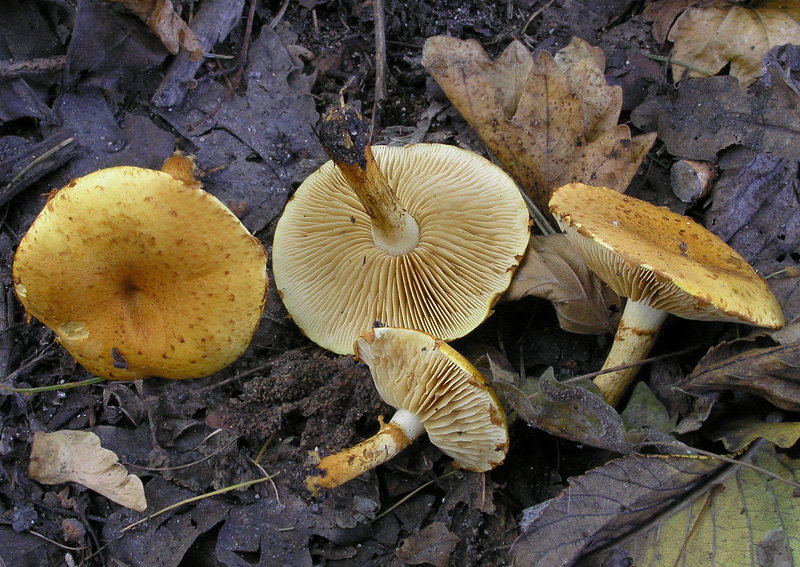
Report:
617,445,800,566
667,0,800,88
553,39,622,143
514,443,800,566
708,417,800,452
422,36,655,214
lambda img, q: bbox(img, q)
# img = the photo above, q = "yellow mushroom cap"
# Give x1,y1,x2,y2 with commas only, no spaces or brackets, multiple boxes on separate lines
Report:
549,183,784,328
273,144,531,355
355,327,509,472
13,166,268,380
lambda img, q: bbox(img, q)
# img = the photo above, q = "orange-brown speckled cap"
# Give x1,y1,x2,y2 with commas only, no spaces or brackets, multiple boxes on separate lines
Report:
355,326,509,472
549,183,784,328
13,166,268,380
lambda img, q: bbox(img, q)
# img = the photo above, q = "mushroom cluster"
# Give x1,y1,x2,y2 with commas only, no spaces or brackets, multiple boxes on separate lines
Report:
549,182,785,406
273,105,524,489
13,157,268,380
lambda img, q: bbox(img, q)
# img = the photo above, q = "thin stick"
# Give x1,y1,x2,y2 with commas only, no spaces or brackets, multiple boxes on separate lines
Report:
125,437,238,472
672,484,724,567
642,53,716,77
6,137,74,188
559,344,702,386
375,469,459,521
120,474,277,533
0,376,106,393
0,55,67,78
644,440,800,490
372,0,387,107
268,0,291,29
188,0,257,130
192,360,275,395
520,0,554,36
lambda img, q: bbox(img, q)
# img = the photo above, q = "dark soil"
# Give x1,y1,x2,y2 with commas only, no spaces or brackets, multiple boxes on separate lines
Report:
0,1,777,566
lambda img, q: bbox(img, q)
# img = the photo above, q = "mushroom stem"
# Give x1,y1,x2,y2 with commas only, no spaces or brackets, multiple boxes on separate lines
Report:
306,408,425,494
318,105,420,255
593,300,668,407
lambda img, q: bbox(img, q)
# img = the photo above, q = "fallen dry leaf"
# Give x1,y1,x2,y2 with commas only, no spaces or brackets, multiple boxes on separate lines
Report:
631,66,800,164
512,450,722,566
396,521,460,567
495,369,633,454
703,152,800,321
642,0,709,43
28,430,147,512
657,0,800,88
422,35,655,214
680,323,800,411
522,442,800,567
708,416,800,452
106,0,204,60
502,234,620,335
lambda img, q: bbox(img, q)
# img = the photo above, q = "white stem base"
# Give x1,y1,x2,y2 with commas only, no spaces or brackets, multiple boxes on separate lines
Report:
593,300,668,407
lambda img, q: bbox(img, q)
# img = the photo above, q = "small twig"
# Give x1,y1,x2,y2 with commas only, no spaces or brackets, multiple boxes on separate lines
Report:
520,0,554,36
643,440,800,491
672,484,724,567
125,437,238,472
7,136,74,186
560,344,703,386
372,0,387,122
28,530,89,551
0,344,65,391
254,431,277,465
120,474,278,533
642,53,716,77
250,434,282,506
522,191,556,234
0,134,76,207
375,469,460,521
0,376,106,393
268,0,291,29
188,0,257,130
0,55,67,79
192,360,275,395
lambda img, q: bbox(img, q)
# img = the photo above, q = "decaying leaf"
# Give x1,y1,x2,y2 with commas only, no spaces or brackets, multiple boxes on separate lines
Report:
680,323,800,411
703,153,800,321
642,0,706,43
494,368,633,454
652,0,800,88
580,443,800,567
106,0,204,60
396,521,461,567
512,449,722,566
502,234,621,335
495,367,677,454
619,382,677,446
28,430,147,512
422,35,655,214
708,416,800,452
631,67,800,164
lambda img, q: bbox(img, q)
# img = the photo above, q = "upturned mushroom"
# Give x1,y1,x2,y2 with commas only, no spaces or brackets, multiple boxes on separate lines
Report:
306,326,509,493
549,183,784,407
272,105,530,355
13,156,268,380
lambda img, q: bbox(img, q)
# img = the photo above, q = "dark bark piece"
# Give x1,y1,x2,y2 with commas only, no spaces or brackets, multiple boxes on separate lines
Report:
152,0,245,108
